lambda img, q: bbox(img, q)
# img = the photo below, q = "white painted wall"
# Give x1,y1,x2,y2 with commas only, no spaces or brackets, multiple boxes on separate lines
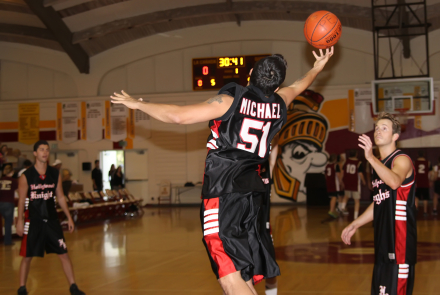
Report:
0,20,439,204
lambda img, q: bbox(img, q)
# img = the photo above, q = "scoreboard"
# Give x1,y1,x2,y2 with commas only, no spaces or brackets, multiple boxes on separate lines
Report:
192,54,270,91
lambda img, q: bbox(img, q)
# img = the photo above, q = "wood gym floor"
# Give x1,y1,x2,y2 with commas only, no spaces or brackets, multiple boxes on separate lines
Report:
1,205,440,295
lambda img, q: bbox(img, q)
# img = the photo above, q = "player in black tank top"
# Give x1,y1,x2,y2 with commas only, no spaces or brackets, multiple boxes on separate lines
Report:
341,113,416,295
16,141,85,295
112,48,334,295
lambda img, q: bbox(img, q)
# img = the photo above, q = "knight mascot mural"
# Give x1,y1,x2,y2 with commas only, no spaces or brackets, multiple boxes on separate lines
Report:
273,89,329,202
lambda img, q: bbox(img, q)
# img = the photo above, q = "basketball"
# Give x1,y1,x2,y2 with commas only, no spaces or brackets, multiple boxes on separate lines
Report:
304,11,342,49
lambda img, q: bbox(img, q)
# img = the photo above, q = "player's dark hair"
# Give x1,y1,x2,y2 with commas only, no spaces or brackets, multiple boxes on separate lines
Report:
250,54,287,96
95,160,99,164
33,140,49,152
417,150,425,158
349,149,357,158
376,112,401,135
329,154,337,163
23,159,32,167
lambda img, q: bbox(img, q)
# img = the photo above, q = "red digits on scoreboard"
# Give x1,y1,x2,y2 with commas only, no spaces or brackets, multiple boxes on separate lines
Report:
202,66,209,75
197,80,203,87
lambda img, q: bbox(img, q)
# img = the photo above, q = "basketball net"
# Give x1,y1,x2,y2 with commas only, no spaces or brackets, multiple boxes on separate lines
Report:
395,108,409,132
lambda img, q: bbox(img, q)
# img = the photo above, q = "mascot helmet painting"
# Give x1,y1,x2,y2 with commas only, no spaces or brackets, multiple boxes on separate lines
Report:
273,89,329,202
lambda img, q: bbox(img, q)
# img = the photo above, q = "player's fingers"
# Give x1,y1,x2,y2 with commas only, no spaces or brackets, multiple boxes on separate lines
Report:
121,90,130,97
330,46,334,55
111,93,124,99
319,48,323,56
312,51,319,59
138,98,143,101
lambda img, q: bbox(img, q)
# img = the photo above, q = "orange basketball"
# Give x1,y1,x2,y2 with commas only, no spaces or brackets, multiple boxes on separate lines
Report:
304,11,342,49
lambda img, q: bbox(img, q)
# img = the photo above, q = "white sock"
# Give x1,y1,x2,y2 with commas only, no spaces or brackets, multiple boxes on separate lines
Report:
354,211,359,219
265,288,278,295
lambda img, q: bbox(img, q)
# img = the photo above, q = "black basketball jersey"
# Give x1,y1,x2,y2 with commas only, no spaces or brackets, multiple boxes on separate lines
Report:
372,150,417,265
202,83,287,198
23,165,59,220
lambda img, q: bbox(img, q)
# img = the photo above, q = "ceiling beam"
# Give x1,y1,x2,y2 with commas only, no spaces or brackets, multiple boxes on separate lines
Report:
24,0,89,73
0,1,33,14
58,0,130,18
0,23,57,40
43,0,73,7
72,1,373,44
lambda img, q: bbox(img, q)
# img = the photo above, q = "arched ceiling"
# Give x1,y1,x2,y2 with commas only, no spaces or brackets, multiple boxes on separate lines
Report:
1,0,439,73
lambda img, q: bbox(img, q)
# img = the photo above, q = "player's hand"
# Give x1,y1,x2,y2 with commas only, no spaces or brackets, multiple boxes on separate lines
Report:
110,90,142,110
313,46,334,70
67,218,75,233
16,219,24,237
358,134,374,161
341,223,357,245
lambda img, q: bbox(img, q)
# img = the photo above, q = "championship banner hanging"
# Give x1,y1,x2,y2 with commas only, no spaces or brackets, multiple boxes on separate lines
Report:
18,103,39,145
135,109,151,140
110,104,127,142
57,102,79,144
86,101,104,142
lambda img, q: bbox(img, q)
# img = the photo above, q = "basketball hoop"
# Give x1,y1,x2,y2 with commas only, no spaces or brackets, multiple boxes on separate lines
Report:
395,108,409,132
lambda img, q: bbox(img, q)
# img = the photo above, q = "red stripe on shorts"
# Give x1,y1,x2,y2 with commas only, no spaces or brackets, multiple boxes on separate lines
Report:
397,264,409,295
203,198,236,278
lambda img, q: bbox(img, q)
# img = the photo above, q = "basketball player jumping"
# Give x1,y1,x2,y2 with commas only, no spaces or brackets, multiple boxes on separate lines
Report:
341,113,417,295
16,140,85,295
112,47,334,295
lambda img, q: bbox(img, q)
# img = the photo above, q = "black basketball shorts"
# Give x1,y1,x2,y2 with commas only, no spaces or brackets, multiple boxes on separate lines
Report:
371,264,415,295
415,187,430,200
434,181,440,195
201,191,280,283
20,218,68,257
327,191,343,198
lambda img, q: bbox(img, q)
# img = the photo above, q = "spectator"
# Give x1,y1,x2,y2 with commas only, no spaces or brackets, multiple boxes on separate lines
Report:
341,149,366,219
325,154,344,218
52,159,62,171
13,149,27,173
0,164,18,245
414,150,432,216
0,144,8,168
433,156,440,216
17,160,33,177
112,166,124,189
108,164,116,189
91,160,103,192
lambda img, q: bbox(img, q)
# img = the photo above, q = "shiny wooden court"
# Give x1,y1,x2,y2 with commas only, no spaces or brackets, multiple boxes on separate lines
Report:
1,205,440,295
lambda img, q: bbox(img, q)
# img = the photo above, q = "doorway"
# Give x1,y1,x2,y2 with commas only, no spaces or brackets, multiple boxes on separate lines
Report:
99,150,148,203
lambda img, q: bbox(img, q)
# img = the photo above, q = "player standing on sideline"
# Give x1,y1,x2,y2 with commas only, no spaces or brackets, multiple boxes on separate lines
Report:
341,150,366,219
112,48,334,295
433,156,440,215
342,113,416,295
414,150,432,216
16,140,85,295
325,154,344,218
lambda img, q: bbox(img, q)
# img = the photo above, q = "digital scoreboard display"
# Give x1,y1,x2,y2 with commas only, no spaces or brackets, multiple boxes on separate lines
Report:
192,54,270,91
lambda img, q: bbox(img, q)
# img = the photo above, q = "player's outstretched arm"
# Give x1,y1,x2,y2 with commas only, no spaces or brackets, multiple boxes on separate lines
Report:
341,202,374,245
16,174,28,237
111,91,233,124
56,174,75,233
277,46,334,106
358,134,411,189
